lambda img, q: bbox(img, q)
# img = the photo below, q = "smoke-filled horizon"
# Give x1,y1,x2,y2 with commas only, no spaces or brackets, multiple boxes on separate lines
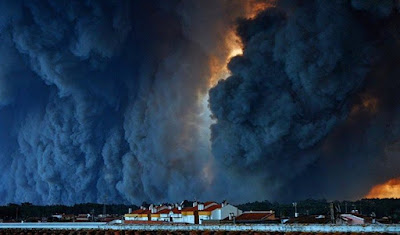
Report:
0,0,400,205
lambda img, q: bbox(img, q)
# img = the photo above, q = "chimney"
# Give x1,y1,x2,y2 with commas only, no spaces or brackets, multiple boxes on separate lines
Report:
168,205,172,210
198,203,204,211
178,206,182,210
128,208,132,214
193,201,198,207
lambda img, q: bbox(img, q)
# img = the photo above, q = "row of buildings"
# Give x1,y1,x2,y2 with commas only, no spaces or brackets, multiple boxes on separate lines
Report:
123,201,389,225
124,201,276,224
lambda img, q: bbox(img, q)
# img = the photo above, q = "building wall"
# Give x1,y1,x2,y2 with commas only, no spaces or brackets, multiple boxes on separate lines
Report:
211,205,241,220
159,214,170,222
182,215,195,224
171,217,184,223
221,205,242,220
211,209,221,220
169,213,183,223
199,215,211,224
137,217,149,221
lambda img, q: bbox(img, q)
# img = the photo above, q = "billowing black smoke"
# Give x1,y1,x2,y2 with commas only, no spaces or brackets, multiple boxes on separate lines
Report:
0,0,257,205
210,0,400,201
2,0,400,205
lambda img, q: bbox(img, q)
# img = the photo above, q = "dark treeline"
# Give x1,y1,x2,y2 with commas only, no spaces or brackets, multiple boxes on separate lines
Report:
237,199,400,221
0,203,138,221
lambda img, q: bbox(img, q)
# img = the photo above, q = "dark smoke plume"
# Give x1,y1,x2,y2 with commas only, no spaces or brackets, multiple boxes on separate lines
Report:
2,0,400,205
210,0,400,201
0,0,256,205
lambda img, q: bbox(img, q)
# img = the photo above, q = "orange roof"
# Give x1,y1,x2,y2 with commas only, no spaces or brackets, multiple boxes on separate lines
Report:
158,209,171,214
156,208,182,214
204,201,216,206
182,206,198,212
202,205,222,211
235,212,274,221
171,208,181,214
131,209,150,214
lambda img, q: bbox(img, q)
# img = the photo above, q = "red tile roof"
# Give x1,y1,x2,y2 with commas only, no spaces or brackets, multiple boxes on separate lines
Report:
204,202,216,206
182,206,198,212
235,212,274,221
171,208,181,214
202,205,222,211
131,209,150,214
157,209,171,214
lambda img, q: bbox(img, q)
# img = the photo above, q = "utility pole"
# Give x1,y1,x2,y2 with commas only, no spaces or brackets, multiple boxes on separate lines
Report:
103,195,108,216
292,202,298,218
330,202,335,224
91,209,95,222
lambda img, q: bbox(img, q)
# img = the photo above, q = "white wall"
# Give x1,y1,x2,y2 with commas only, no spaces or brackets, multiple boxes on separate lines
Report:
211,205,241,220
199,215,210,224
182,215,195,224
169,213,183,223
221,204,242,220
211,209,221,220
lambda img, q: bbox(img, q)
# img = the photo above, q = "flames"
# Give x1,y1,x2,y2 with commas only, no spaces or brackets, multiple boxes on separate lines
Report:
208,0,274,88
208,30,243,87
366,178,400,199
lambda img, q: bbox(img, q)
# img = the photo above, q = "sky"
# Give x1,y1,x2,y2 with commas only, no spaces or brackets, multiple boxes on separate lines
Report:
0,0,400,205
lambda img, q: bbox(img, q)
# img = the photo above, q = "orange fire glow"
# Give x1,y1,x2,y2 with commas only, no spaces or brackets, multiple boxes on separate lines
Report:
208,30,243,87
366,178,400,199
350,95,379,117
243,0,276,19
207,1,274,88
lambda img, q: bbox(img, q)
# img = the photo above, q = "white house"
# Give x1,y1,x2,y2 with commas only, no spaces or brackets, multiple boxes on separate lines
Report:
210,203,242,220
169,207,183,223
124,208,150,221
181,205,198,224
199,204,221,224
124,201,240,224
